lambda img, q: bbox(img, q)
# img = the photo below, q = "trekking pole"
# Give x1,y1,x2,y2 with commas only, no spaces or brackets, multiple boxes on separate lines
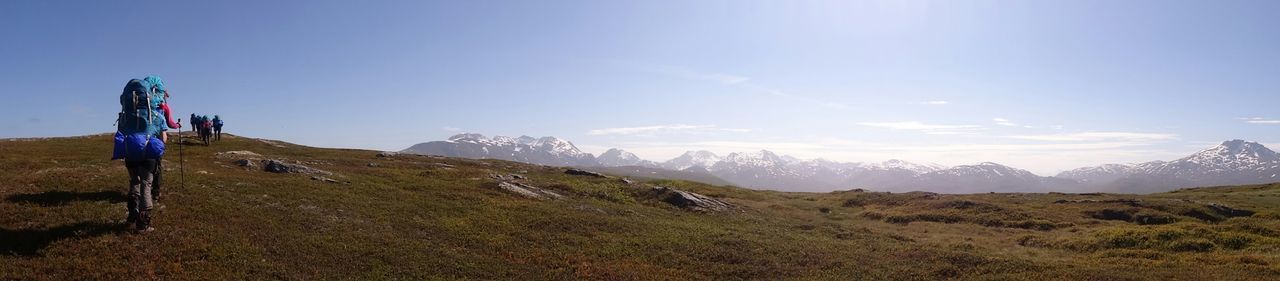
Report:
178,118,186,190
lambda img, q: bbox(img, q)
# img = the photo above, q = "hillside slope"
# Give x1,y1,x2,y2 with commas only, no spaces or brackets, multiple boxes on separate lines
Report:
2,134,1279,280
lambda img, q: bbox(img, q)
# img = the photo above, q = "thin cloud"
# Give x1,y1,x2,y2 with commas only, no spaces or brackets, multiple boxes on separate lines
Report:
991,117,1037,128
652,65,749,85
859,121,982,131
920,101,950,105
992,118,1019,127
587,124,752,136
1240,117,1280,124
1006,132,1177,142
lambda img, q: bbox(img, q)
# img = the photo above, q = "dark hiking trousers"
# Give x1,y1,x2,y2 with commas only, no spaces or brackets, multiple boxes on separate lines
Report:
125,159,157,225
151,157,163,202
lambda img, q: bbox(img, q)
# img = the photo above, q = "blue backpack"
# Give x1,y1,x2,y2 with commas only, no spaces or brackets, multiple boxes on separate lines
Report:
116,78,166,136
112,76,168,160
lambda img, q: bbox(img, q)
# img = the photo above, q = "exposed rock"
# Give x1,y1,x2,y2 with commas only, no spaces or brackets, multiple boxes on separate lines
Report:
196,170,210,175
651,186,734,212
311,176,341,184
621,178,636,185
376,151,399,157
565,168,609,178
366,163,379,167
216,151,262,158
235,159,256,168
263,159,332,175
489,173,526,181
433,163,456,168
496,182,564,200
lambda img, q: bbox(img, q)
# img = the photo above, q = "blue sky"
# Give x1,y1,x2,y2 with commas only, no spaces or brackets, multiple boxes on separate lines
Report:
3,0,1279,174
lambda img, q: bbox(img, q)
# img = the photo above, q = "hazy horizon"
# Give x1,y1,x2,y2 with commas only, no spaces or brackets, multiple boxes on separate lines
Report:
4,0,1279,175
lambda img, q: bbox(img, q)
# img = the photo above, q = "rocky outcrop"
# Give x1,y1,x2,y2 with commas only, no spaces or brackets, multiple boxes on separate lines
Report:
565,169,609,178
650,186,733,212
263,160,332,176
216,150,263,158
497,182,563,200
234,159,257,168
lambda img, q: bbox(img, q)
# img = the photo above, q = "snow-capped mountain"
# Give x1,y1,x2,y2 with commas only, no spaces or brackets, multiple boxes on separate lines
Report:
1058,140,1280,193
660,151,723,171
898,162,1078,193
1056,163,1146,184
706,150,822,190
402,134,599,167
1148,140,1279,179
596,148,659,167
405,134,1280,194
862,159,947,174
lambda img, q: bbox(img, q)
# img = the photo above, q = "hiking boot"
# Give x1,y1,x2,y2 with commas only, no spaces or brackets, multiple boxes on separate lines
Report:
136,210,153,233
124,213,138,226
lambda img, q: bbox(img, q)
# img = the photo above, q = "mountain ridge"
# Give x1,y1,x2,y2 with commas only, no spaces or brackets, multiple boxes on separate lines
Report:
404,134,1280,193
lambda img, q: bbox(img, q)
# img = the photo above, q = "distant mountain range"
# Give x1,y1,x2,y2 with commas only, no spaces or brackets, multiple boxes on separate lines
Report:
402,134,1280,193
1057,139,1280,193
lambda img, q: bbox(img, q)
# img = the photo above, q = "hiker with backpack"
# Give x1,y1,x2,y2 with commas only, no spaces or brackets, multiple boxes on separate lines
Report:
192,114,205,143
112,76,170,234
189,114,199,137
201,115,213,145
213,115,224,141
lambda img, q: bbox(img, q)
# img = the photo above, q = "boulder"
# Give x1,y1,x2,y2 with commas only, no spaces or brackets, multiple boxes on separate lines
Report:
376,151,399,157
565,168,608,178
651,186,734,212
235,159,256,168
311,176,341,184
489,173,525,181
216,151,262,158
497,182,564,200
263,159,332,175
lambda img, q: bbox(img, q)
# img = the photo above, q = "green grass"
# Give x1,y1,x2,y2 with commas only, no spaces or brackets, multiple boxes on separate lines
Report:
2,134,1280,280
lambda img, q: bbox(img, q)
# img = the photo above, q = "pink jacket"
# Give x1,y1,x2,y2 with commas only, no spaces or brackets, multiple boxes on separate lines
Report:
160,103,181,129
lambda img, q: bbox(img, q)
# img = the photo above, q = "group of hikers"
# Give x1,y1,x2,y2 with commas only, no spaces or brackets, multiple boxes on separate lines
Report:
189,114,224,145
111,75,225,234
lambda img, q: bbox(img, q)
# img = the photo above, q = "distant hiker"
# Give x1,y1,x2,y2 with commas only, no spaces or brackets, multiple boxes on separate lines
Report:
213,115,224,141
201,115,213,145
113,76,169,234
189,113,199,135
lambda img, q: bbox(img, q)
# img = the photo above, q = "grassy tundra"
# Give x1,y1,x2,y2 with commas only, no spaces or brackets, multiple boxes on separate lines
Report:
2,134,1278,280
